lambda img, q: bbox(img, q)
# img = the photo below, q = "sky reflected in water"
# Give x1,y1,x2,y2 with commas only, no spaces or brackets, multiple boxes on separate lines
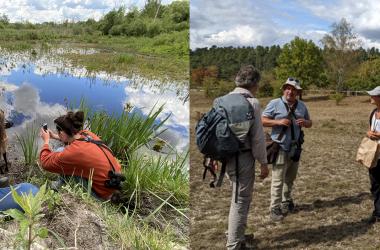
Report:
0,49,189,152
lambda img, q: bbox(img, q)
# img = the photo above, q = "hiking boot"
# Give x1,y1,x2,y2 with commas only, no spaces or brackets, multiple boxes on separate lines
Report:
225,232,254,242
281,200,295,215
364,215,380,225
270,207,284,221
0,176,9,188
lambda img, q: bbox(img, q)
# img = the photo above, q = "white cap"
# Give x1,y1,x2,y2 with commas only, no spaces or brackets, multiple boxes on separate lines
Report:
367,86,380,96
282,77,302,90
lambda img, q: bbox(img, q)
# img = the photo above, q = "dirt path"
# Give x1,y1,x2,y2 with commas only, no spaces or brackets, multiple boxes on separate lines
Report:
190,90,380,249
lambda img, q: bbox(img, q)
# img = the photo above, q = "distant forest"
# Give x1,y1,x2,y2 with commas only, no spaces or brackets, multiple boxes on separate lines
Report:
0,0,188,38
190,19,380,98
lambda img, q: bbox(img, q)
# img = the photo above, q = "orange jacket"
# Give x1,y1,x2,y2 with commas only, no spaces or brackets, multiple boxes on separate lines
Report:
39,130,122,199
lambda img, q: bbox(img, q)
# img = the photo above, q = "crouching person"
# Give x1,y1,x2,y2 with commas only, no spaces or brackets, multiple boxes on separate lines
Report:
262,78,312,221
39,111,123,201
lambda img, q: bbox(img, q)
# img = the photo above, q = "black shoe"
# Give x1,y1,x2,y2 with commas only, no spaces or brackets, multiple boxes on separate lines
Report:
0,176,9,188
270,207,284,221
281,200,295,215
365,215,380,224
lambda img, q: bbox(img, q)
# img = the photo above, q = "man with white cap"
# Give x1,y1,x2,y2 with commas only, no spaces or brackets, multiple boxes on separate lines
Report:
364,86,380,224
262,77,312,221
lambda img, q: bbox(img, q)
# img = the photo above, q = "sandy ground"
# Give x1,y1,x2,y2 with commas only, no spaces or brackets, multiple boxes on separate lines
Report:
190,90,380,249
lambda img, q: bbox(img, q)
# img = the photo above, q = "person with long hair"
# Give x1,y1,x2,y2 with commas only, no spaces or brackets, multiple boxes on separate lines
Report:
39,111,123,200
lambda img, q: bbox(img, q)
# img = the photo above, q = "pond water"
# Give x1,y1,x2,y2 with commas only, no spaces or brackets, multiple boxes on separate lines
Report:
0,49,189,153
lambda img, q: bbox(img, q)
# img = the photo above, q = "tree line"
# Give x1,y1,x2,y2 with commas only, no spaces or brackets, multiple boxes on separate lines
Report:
0,0,188,38
191,18,380,98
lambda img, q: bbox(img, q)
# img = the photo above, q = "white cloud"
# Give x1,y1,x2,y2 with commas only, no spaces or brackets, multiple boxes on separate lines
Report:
0,0,176,23
124,85,189,130
192,0,380,49
300,0,380,48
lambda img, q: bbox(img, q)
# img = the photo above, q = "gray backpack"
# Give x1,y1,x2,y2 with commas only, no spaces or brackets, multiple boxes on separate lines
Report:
195,93,254,190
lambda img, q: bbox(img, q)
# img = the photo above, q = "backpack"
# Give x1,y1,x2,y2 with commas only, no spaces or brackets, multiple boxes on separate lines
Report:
195,93,254,191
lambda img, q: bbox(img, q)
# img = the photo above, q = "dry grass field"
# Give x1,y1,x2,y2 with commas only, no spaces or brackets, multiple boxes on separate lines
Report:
190,89,380,249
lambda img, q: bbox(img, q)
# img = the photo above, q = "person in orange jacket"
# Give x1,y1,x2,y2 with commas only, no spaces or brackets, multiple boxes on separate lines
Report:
39,111,123,200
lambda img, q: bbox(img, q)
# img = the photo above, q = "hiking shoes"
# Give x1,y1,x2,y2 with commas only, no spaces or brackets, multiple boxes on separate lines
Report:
270,207,284,221
281,200,295,215
0,176,9,188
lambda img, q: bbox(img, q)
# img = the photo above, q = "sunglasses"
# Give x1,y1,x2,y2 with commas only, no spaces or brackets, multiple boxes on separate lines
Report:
56,124,63,132
287,78,300,83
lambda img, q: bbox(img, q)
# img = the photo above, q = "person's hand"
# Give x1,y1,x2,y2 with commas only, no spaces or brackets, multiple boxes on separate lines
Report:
40,128,50,144
259,164,269,179
48,129,60,140
296,118,308,127
277,119,291,127
367,131,380,140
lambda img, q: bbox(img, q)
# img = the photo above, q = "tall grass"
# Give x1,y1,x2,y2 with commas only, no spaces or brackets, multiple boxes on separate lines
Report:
124,152,189,210
16,125,39,166
88,105,169,160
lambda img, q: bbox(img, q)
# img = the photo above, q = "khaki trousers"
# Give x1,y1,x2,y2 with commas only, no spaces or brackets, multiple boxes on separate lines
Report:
270,149,299,209
225,152,255,250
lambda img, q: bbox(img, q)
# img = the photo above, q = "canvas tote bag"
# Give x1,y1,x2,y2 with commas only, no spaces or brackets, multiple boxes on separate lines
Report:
356,137,379,168
356,114,380,169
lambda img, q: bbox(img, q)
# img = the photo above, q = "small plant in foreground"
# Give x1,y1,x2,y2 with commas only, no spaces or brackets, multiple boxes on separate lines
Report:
4,183,48,250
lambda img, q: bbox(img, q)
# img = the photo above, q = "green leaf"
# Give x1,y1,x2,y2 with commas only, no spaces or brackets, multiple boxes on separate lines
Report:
3,208,26,221
37,227,49,238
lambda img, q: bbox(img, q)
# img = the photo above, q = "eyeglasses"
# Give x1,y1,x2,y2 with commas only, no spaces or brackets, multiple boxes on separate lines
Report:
287,78,299,83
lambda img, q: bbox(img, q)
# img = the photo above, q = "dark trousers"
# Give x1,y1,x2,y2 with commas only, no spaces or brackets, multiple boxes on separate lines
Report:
369,161,380,217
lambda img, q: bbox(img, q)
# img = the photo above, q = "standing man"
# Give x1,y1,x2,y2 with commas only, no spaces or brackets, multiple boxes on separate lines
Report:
262,78,312,221
224,65,268,249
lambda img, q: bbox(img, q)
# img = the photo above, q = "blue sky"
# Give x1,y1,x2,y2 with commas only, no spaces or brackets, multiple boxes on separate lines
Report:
191,0,380,49
0,0,175,24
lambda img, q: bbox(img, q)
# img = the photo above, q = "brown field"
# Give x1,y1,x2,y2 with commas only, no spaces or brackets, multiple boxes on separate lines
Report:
190,89,380,249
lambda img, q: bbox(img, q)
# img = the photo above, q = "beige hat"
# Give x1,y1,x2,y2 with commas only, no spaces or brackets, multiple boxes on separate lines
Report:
282,77,302,90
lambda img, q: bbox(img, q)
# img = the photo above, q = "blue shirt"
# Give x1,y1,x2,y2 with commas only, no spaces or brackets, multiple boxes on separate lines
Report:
262,97,310,151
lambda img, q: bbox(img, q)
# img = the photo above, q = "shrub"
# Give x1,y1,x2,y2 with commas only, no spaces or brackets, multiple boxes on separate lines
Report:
329,92,345,105
257,83,274,97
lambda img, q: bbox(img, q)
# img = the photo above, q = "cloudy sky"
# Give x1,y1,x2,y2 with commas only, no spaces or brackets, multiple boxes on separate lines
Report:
0,0,174,23
191,0,380,49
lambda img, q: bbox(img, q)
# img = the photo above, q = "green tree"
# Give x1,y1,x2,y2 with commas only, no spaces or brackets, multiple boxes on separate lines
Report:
321,18,361,91
347,58,380,90
276,36,324,89
0,14,9,25
99,7,125,35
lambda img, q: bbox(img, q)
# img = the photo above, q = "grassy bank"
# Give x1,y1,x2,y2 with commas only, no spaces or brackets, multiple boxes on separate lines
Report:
1,105,189,249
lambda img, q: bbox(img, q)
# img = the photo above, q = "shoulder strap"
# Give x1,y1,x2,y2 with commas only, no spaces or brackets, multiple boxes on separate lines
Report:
77,132,117,172
370,108,377,127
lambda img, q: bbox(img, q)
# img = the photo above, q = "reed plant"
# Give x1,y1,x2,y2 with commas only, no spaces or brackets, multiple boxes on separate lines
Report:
87,105,168,160
124,152,189,209
16,125,39,166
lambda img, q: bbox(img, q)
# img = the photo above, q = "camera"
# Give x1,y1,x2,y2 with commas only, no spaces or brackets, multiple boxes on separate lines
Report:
104,170,125,190
42,123,48,132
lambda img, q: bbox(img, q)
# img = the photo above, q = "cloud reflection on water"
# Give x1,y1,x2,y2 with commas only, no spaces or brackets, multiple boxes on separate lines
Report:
0,49,189,152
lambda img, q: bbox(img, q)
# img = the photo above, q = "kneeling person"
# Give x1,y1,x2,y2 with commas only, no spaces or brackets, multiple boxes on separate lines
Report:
39,111,123,200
